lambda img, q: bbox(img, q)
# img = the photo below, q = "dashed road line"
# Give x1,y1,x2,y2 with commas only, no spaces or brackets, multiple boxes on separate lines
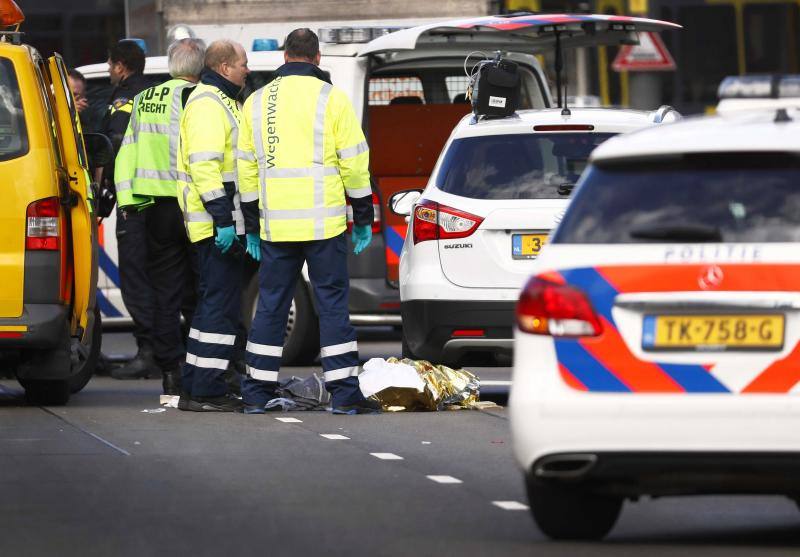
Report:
275,417,303,423
320,434,350,440
492,501,529,511
370,452,403,460
426,475,463,484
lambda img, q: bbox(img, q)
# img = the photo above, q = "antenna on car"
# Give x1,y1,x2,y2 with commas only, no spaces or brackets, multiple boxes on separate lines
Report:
554,30,570,116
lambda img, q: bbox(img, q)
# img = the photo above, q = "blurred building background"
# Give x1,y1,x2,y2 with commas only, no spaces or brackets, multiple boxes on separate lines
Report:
18,0,800,114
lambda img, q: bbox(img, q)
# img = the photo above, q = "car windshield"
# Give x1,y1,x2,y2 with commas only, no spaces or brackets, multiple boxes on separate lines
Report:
553,153,800,243
435,132,614,200
0,58,28,161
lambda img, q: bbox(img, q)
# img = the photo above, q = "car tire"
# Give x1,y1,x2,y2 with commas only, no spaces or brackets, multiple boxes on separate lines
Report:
401,332,417,360
21,379,71,406
525,477,622,540
244,274,320,366
69,307,102,394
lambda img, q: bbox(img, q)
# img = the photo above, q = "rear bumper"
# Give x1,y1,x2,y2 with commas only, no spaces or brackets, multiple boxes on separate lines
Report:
529,452,800,497
401,299,515,366
0,304,68,350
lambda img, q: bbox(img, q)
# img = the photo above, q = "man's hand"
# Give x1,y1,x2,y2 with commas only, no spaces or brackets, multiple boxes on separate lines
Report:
246,232,261,262
215,225,237,253
75,97,89,114
352,224,372,255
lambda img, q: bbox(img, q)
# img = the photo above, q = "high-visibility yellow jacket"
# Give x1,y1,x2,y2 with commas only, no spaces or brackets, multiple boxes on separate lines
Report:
177,81,247,243
238,68,372,242
115,78,196,209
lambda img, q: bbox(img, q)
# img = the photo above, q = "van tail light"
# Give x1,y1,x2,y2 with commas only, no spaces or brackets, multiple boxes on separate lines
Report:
26,197,60,251
346,192,382,234
516,277,603,337
412,200,483,244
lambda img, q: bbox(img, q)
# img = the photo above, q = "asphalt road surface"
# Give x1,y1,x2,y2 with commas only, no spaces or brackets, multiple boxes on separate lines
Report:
1,330,799,556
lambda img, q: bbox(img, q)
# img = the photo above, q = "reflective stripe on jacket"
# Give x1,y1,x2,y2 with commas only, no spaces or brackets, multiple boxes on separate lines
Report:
177,82,245,243
238,74,371,242
115,78,196,209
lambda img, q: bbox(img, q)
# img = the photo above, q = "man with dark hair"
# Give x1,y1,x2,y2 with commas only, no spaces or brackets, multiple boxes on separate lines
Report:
237,28,379,415
101,39,157,379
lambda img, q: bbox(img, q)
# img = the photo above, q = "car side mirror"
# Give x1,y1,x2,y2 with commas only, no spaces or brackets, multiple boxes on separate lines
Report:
389,189,423,217
83,132,114,171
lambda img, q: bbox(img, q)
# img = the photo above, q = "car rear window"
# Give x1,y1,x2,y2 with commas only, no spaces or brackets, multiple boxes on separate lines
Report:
0,58,28,161
435,133,614,200
553,153,800,243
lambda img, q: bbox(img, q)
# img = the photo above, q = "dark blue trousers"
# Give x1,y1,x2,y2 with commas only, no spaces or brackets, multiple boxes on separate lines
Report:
241,233,362,407
182,238,243,397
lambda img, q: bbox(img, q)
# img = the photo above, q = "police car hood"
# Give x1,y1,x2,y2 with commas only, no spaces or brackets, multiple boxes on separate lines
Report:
358,14,681,57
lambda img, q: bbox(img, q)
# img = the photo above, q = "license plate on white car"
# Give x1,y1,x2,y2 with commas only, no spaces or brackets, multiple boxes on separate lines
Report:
512,234,547,259
642,314,785,351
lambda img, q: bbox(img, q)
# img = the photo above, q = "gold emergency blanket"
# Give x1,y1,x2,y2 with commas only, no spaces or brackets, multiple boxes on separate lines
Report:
369,358,481,412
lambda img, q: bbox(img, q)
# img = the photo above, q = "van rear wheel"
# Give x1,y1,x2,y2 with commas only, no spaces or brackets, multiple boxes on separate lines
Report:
20,379,70,406
69,307,102,394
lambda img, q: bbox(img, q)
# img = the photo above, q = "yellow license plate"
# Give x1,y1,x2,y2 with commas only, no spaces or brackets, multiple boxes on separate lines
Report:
642,314,785,351
512,234,548,259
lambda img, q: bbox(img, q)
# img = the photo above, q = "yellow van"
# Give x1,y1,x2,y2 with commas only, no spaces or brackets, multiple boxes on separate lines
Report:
0,0,109,405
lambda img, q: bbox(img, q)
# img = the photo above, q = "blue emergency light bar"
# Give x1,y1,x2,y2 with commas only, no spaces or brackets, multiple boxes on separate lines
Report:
718,75,800,100
252,38,279,51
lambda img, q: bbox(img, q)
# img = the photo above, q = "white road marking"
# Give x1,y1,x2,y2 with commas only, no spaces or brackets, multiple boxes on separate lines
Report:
427,475,462,484
492,501,529,511
320,434,350,440
370,452,403,460
480,380,512,386
275,417,303,423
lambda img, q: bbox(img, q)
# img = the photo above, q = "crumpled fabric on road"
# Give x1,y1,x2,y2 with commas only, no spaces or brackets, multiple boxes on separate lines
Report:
358,357,481,411
264,374,330,411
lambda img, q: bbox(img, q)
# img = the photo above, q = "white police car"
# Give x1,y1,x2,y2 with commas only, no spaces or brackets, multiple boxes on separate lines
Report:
510,106,800,540
392,106,678,367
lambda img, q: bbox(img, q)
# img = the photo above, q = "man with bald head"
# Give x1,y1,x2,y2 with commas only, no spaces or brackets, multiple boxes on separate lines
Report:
176,39,260,412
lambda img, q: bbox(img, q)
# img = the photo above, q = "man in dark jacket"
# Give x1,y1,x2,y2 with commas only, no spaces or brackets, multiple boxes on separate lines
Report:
100,40,157,379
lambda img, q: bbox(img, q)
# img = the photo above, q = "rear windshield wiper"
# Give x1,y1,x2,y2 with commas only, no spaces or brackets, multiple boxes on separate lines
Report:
629,224,723,242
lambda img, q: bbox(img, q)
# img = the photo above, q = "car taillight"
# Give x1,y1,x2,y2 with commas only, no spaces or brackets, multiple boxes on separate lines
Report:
346,192,381,234
26,197,60,251
516,277,603,337
412,199,483,244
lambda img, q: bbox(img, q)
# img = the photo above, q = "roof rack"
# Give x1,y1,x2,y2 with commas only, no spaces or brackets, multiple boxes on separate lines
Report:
650,105,680,124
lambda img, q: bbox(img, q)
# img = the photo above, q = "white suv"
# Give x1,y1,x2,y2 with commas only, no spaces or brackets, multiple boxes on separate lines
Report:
392,106,678,367
511,107,800,540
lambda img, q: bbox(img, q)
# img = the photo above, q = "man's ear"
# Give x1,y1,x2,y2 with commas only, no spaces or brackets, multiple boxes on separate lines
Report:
284,51,290,63
314,52,321,65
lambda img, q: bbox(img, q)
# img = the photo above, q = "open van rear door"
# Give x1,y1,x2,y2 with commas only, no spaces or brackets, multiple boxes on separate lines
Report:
47,54,98,340
358,14,681,57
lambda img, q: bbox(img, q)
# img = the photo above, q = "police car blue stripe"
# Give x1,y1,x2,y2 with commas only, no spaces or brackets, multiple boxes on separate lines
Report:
559,267,617,324
98,247,121,287
96,289,123,318
554,339,630,392
657,363,730,393
384,225,404,257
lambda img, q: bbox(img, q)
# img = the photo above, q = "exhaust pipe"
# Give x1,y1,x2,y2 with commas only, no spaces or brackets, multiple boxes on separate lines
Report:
534,453,598,480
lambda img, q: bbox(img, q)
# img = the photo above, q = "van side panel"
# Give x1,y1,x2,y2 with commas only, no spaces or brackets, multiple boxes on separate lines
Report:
0,50,58,318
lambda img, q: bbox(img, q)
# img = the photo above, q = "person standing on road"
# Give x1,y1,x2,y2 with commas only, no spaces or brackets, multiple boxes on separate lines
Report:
177,40,259,412
101,39,157,379
237,28,380,415
113,39,206,399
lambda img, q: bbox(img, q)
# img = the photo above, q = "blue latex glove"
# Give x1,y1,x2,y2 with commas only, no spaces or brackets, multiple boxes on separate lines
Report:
352,224,372,255
214,225,237,254
246,232,261,262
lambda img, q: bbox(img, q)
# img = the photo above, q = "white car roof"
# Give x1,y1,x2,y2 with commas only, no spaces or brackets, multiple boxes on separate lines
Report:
450,107,668,139
591,108,800,162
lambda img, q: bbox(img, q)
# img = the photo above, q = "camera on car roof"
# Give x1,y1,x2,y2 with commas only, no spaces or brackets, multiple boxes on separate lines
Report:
468,53,520,119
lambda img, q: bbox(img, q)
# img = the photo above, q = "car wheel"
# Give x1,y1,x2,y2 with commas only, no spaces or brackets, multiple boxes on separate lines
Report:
401,331,417,360
69,307,102,394
244,274,319,366
525,477,622,540
20,379,70,406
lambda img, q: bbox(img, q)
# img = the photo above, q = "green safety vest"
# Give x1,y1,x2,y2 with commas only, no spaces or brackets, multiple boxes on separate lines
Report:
114,78,196,209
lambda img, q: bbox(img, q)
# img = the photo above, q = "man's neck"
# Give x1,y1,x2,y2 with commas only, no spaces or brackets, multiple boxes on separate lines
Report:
285,57,315,65
176,76,200,83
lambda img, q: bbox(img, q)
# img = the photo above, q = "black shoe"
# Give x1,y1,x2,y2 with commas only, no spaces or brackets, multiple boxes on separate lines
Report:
161,369,182,396
332,398,382,415
178,394,244,413
111,347,156,380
